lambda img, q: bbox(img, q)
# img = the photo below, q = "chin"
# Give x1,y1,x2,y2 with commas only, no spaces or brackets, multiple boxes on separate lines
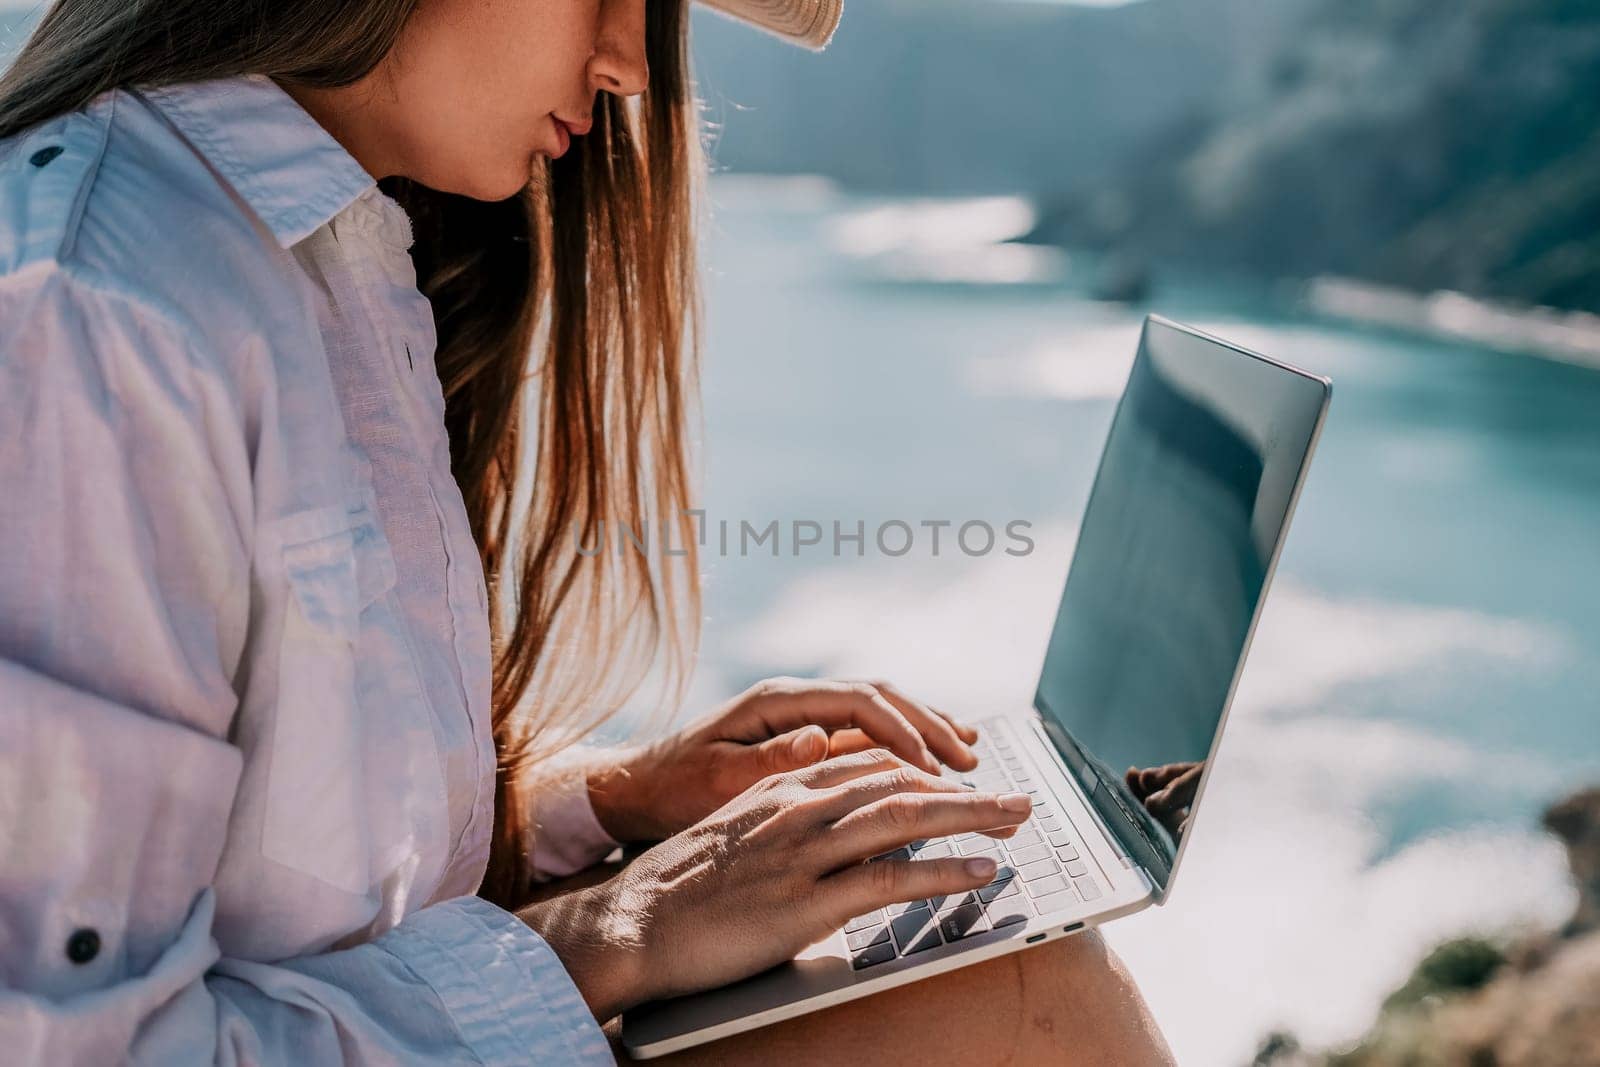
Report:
438,162,535,203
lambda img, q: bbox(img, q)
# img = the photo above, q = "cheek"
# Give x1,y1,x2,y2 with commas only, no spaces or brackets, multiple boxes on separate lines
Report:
407,0,586,116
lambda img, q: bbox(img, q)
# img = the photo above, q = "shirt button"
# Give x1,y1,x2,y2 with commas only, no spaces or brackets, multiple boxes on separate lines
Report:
65,928,100,964
29,145,64,167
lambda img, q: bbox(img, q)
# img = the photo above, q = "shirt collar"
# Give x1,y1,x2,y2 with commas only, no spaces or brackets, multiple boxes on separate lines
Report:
142,73,378,249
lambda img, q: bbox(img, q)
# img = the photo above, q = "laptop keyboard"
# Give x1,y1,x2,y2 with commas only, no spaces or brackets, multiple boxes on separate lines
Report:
843,718,1104,971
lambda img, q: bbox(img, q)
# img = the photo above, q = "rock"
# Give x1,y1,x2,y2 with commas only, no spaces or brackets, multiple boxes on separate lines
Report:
1542,787,1600,939
1255,786,1600,1066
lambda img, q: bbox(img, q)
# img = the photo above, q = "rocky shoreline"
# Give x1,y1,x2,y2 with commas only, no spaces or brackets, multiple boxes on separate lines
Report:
1256,788,1600,1066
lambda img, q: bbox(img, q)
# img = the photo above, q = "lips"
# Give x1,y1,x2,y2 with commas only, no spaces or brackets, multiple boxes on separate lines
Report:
549,115,593,159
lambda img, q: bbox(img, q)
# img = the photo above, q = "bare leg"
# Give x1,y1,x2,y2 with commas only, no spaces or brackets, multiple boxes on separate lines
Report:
608,930,1176,1066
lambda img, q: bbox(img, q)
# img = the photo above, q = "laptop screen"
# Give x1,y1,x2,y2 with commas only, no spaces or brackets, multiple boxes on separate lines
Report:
1033,316,1329,896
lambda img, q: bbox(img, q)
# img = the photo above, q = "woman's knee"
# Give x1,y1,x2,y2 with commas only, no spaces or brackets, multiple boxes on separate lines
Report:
1010,930,1175,1066
613,930,1170,1066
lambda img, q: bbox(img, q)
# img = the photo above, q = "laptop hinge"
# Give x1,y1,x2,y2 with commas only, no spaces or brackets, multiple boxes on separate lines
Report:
1025,716,1147,879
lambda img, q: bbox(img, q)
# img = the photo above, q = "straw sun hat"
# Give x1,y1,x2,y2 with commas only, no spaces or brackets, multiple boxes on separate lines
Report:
697,0,843,50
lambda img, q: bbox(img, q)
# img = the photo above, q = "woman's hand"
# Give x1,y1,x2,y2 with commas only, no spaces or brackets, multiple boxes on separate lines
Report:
587,677,982,842
1125,761,1203,837
521,749,1033,1021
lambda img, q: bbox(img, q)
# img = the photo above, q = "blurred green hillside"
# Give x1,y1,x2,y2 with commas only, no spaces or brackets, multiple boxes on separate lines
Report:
693,0,1600,313
1030,0,1600,313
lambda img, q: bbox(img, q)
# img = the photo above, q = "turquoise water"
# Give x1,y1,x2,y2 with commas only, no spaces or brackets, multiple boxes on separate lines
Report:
690,178,1600,1062
694,178,1600,817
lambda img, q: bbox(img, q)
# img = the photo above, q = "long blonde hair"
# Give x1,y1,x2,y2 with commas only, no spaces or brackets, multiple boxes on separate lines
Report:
0,0,704,906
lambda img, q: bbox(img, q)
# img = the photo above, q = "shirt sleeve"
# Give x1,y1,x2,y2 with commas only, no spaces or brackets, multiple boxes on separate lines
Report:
0,267,611,1065
524,748,623,883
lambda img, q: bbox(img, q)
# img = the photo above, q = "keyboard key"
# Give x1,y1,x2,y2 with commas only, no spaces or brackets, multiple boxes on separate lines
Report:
886,899,929,917
1007,844,1052,867
961,846,1003,865
987,896,1031,928
891,909,942,955
1006,829,1042,850
953,832,983,845
916,842,955,860
932,891,980,914
939,903,990,941
1036,815,1062,832
1046,830,1074,848
871,847,912,863
1024,873,1069,898
1053,844,1080,862
847,925,890,951
1034,803,1057,819
1064,859,1088,878
1073,876,1103,901
851,940,898,970
989,864,1017,884
1031,887,1077,915
957,836,999,856
1018,857,1061,881
978,878,1021,903
845,911,881,934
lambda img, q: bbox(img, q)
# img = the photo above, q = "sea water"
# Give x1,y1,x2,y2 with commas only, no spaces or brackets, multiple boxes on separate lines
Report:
686,176,1600,1064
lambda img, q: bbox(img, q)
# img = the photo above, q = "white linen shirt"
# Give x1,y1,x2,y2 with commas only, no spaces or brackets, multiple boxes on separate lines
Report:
0,73,617,1064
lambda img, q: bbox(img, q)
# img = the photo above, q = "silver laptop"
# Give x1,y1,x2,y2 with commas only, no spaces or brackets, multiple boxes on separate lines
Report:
623,315,1333,1059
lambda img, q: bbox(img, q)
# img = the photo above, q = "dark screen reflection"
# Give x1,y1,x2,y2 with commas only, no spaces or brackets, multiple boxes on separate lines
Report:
1034,318,1327,891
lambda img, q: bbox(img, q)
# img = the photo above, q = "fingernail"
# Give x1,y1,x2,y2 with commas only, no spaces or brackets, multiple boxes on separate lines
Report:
999,793,1032,813
792,728,821,760
965,857,997,878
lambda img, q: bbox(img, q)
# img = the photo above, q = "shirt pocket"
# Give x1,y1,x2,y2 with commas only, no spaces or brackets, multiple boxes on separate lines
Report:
261,499,399,895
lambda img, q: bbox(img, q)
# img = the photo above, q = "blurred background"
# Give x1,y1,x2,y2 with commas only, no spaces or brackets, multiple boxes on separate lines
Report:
681,2,1600,1064
6,0,1598,1062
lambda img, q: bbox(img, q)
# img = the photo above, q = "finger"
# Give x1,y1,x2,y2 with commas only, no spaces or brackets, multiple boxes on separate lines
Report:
942,712,981,745
1145,785,1181,815
824,788,1033,863
825,855,1001,918
751,682,938,773
743,725,830,779
1133,764,1183,793
791,748,907,789
803,759,1027,841
826,728,877,758
1149,765,1203,813
860,680,977,771
921,699,980,745
810,763,986,816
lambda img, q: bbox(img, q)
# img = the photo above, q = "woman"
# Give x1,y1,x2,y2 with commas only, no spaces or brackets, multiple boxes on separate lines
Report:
0,0,1175,1062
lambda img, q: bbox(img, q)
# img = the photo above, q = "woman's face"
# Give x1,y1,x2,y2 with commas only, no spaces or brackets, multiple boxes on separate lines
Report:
376,0,649,199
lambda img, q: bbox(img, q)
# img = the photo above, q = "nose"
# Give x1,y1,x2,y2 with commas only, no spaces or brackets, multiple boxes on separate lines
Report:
588,0,649,98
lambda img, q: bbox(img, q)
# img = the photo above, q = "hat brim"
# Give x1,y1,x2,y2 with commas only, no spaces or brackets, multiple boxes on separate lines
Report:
694,0,843,51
